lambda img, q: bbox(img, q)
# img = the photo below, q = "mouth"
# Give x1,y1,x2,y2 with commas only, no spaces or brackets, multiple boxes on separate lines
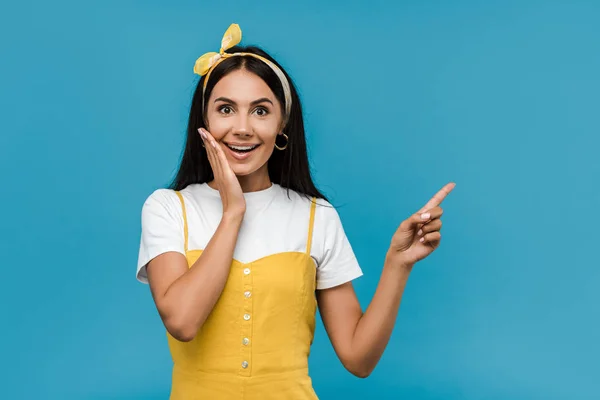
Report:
224,143,261,160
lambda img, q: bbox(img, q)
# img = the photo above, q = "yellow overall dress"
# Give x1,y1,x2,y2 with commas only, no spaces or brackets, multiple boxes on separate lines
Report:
169,192,319,399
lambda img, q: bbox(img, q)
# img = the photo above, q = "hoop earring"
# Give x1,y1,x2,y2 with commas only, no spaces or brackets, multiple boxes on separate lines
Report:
275,133,288,150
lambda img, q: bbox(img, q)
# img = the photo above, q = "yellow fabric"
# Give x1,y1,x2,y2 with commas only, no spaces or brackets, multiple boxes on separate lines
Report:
174,191,188,252
167,193,319,399
193,23,242,76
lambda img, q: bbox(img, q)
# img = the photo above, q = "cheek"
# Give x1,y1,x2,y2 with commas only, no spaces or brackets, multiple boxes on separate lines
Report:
256,119,281,141
206,117,229,140
256,128,279,147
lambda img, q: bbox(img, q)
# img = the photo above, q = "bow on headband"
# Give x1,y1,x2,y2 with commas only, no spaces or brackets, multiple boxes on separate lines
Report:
193,24,242,76
193,23,292,123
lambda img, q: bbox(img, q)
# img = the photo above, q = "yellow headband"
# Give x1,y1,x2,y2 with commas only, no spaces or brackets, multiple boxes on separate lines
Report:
194,23,292,124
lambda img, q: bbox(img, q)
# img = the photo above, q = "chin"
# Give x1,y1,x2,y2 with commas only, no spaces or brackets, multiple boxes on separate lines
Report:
231,164,256,177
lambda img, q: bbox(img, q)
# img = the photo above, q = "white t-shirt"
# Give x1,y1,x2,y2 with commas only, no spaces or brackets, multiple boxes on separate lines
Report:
136,183,363,290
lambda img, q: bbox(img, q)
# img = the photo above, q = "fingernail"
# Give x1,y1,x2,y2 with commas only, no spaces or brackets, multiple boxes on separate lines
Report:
211,140,217,148
421,213,430,220
417,229,423,236
419,237,425,243
198,128,206,139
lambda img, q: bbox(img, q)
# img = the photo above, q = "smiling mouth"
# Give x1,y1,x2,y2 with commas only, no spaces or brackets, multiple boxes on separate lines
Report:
225,143,261,154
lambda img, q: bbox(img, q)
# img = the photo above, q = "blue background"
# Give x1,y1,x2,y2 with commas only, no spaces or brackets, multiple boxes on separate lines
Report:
1,0,599,399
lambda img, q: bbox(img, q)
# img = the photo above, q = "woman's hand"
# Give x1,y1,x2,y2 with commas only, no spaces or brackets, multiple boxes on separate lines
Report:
198,128,246,218
387,182,456,268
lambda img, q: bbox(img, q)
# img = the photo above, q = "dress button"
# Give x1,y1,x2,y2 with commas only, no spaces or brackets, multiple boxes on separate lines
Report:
244,291,251,298
243,313,251,321
242,338,249,345
242,361,248,369
243,268,251,275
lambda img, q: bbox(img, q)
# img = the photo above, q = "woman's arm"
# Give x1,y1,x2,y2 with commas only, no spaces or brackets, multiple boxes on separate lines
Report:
147,213,243,342
146,128,247,342
318,183,455,377
316,257,412,378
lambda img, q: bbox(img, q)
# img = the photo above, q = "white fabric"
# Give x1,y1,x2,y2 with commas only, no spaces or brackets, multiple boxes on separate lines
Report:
136,183,363,290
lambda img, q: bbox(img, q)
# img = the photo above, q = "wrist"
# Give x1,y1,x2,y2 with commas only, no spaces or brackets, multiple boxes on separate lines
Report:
385,250,415,272
222,211,245,225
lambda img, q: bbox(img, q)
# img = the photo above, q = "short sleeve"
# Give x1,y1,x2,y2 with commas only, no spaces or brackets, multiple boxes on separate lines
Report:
136,189,185,284
313,200,363,290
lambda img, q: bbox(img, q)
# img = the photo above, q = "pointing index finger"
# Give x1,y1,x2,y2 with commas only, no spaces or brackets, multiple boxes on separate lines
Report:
418,182,456,213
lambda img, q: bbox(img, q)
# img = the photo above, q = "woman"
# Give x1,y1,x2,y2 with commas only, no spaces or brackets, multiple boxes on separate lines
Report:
136,23,455,399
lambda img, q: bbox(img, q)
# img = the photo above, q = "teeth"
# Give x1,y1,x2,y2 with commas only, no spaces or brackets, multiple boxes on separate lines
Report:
228,144,258,151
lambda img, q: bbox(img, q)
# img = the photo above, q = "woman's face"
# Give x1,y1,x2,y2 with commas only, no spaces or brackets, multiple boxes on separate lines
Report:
205,69,284,178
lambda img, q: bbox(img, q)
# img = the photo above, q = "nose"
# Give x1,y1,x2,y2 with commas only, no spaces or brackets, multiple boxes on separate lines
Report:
232,115,252,138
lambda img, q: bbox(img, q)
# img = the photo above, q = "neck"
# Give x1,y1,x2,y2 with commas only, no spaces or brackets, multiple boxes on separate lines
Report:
237,172,272,192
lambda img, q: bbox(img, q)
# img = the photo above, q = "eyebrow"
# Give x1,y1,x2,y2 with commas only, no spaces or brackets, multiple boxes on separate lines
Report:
213,97,274,106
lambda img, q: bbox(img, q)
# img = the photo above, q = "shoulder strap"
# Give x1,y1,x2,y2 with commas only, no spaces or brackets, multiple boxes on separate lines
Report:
175,191,189,253
306,197,317,255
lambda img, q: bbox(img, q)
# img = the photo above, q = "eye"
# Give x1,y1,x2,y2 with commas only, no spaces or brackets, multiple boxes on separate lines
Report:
218,105,233,114
254,106,269,116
